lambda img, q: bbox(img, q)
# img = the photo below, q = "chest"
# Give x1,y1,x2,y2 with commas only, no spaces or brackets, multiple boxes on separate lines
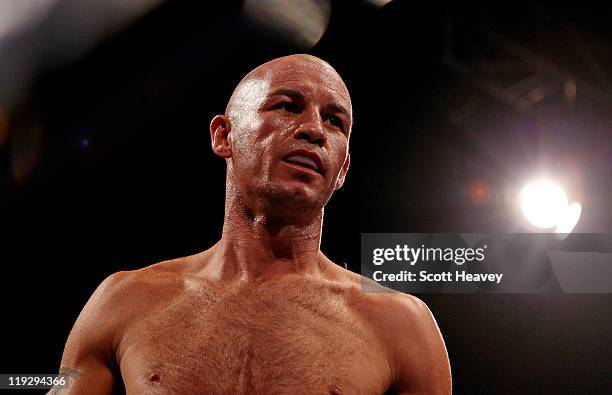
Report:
118,282,390,394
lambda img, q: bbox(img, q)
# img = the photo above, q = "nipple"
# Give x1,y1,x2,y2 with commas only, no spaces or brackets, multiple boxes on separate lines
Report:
328,384,342,395
148,372,162,384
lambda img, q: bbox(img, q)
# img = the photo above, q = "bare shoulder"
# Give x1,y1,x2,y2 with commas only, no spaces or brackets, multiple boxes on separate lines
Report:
57,254,205,393
364,289,451,394
85,252,211,334
325,262,451,394
362,284,435,332
326,264,434,330
321,259,435,329
321,260,431,326
96,254,200,311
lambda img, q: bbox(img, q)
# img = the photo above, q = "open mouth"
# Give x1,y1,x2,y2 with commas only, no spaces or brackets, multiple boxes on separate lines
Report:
283,155,320,173
281,148,325,175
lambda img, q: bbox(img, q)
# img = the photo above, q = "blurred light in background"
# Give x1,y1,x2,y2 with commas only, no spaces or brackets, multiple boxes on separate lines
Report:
520,180,567,228
563,79,577,100
0,107,9,147
555,202,582,234
243,0,331,50
360,0,395,7
10,117,44,184
0,0,164,109
0,0,58,40
80,138,91,148
519,179,582,233
0,0,166,184
467,180,491,205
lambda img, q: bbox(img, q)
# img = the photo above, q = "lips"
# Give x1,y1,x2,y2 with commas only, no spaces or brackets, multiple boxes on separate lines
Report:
282,149,324,174
285,155,319,172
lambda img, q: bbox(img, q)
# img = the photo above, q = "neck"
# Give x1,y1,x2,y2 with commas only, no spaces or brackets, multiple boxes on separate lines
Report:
212,185,326,282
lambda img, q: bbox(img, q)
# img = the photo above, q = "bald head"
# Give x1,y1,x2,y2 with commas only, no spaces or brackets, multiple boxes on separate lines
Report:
225,54,352,131
209,53,353,215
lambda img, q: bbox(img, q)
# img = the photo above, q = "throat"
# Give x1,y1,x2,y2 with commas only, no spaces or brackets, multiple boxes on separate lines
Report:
212,235,325,281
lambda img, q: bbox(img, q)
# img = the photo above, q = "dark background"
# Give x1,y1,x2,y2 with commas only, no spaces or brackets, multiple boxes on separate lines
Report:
1,1,611,393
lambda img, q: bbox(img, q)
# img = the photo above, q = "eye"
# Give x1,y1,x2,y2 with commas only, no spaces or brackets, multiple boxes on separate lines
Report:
327,114,344,129
276,101,300,113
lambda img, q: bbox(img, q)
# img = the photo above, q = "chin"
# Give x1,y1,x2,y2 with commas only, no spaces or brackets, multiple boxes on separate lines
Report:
266,181,323,210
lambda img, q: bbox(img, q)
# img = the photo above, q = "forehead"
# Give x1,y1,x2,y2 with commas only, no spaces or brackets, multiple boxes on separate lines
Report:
260,59,351,108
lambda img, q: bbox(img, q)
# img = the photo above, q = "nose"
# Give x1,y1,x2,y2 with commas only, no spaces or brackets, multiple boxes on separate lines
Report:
293,108,326,146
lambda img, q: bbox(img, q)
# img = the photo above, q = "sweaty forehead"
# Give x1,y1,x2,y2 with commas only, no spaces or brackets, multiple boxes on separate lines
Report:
260,57,351,103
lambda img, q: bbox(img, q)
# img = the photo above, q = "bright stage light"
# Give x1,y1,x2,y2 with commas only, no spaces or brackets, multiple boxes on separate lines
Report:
554,202,582,234
520,180,569,229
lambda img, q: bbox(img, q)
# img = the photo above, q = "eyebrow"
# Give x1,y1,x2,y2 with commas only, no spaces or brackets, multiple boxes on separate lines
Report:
268,88,304,100
268,88,351,121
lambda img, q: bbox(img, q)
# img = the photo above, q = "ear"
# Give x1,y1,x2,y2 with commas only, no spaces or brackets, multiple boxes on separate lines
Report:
334,152,350,190
210,115,232,158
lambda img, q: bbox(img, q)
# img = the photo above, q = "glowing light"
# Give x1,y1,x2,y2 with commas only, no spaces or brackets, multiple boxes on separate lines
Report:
555,202,582,234
467,180,491,204
520,180,568,229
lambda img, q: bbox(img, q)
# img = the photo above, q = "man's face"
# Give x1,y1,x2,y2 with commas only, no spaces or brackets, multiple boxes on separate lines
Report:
227,57,352,213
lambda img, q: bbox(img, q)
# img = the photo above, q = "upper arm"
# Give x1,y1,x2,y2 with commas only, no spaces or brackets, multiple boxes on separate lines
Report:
387,295,452,395
53,272,129,394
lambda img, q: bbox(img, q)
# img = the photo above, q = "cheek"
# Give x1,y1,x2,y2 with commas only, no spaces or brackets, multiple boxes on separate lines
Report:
330,138,349,167
232,113,296,174
268,114,294,131
241,115,288,155
232,127,277,174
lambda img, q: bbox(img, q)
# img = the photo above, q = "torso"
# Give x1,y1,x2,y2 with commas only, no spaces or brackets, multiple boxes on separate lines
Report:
115,259,393,394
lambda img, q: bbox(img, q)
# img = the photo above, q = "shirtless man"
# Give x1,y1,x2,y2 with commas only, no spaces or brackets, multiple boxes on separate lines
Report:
54,54,452,394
